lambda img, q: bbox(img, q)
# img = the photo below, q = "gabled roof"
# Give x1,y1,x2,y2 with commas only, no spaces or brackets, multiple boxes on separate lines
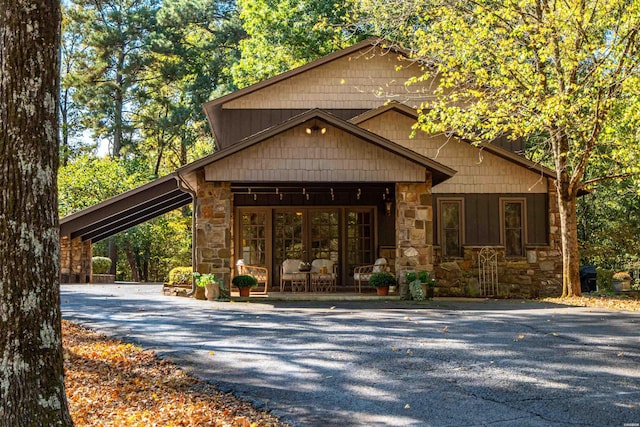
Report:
350,102,557,180
204,38,402,111
178,108,456,185
59,175,192,242
202,38,407,148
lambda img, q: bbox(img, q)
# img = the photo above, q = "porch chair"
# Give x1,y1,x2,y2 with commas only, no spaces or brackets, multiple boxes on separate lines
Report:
310,259,337,293
235,259,269,295
353,258,389,293
280,259,307,292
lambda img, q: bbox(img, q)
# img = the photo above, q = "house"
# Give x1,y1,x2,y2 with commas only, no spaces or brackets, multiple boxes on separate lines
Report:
60,38,563,298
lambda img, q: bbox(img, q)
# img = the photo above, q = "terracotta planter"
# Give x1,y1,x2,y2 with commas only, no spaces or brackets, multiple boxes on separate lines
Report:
194,286,206,300
238,286,251,297
376,286,389,296
204,282,218,301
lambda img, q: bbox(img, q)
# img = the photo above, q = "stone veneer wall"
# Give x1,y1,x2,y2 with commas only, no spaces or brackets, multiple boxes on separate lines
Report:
432,179,563,298
60,235,92,283
395,178,434,281
195,172,233,291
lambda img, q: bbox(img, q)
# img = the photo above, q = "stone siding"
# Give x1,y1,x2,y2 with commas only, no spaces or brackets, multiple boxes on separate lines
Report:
195,173,233,291
432,183,562,298
60,235,92,283
395,179,434,280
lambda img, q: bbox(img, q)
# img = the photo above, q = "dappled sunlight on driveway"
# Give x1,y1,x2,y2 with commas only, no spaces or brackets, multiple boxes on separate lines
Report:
62,285,640,427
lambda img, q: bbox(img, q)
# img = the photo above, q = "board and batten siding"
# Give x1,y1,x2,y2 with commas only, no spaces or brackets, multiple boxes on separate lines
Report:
204,124,427,183
216,108,367,149
359,111,548,194
223,47,436,110
434,193,549,247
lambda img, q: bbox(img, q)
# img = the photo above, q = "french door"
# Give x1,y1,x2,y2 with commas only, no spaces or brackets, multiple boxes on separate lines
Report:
273,209,340,283
238,207,376,289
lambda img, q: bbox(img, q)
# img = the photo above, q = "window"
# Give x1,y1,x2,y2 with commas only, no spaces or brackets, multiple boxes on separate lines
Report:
502,199,525,257
438,199,463,258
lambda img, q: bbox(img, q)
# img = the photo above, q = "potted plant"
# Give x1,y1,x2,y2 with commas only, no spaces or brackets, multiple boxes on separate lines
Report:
418,270,436,300
232,274,258,297
193,272,218,301
406,271,424,301
612,271,632,292
369,271,396,296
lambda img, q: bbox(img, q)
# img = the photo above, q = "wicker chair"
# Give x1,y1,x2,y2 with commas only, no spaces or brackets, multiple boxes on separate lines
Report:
353,258,389,293
280,259,306,292
235,259,269,295
310,259,337,292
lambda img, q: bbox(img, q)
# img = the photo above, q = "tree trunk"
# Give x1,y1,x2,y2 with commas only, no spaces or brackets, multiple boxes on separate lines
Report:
0,0,73,425
557,182,582,297
108,238,118,276
125,242,140,282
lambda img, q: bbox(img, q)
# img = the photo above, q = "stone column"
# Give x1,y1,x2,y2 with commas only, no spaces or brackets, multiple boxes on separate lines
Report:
60,236,92,283
82,239,93,283
60,234,71,283
395,175,434,281
195,171,233,291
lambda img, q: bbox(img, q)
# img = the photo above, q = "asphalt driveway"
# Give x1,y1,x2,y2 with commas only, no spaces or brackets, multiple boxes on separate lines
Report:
61,284,640,427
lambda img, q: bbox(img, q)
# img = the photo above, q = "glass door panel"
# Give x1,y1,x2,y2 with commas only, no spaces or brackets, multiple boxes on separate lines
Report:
310,210,340,262
346,209,374,285
273,210,304,284
240,211,267,266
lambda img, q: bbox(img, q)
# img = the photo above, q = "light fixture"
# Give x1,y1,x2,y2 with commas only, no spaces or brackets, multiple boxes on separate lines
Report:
305,124,327,135
385,200,393,216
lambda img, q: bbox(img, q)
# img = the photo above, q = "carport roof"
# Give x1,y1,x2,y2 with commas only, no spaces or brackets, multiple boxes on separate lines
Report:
59,175,192,243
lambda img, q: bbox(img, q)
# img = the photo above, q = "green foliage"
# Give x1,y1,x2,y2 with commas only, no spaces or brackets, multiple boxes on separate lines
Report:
596,269,614,292
58,155,150,217
168,266,192,285
368,271,396,288
92,257,112,275
406,270,435,287
356,0,640,295
232,0,364,87
232,274,258,288
578,180,640,270
409,279,424,301
193,272,217,288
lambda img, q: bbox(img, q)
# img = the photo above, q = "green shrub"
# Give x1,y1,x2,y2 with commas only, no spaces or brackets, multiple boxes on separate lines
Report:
193,272,217,287
92,257,112,275
369,271,396,288
596,268,613,292
409,279,425,301
169,266,192,285
232,274,258,288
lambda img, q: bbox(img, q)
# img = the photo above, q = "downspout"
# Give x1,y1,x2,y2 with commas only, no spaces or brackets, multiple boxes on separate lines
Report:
174,172,197,297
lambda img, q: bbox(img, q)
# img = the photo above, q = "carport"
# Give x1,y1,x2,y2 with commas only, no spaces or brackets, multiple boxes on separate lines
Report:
59,175,192,283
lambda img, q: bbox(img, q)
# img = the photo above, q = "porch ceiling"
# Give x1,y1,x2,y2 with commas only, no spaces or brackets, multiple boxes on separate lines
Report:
60,176,192,243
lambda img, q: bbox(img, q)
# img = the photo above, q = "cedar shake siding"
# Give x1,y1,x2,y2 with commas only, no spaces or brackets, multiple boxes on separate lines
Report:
358,110,549,194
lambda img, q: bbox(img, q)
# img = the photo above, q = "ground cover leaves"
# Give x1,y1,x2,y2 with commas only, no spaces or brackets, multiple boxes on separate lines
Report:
63,321,285,427
541,295,640,312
